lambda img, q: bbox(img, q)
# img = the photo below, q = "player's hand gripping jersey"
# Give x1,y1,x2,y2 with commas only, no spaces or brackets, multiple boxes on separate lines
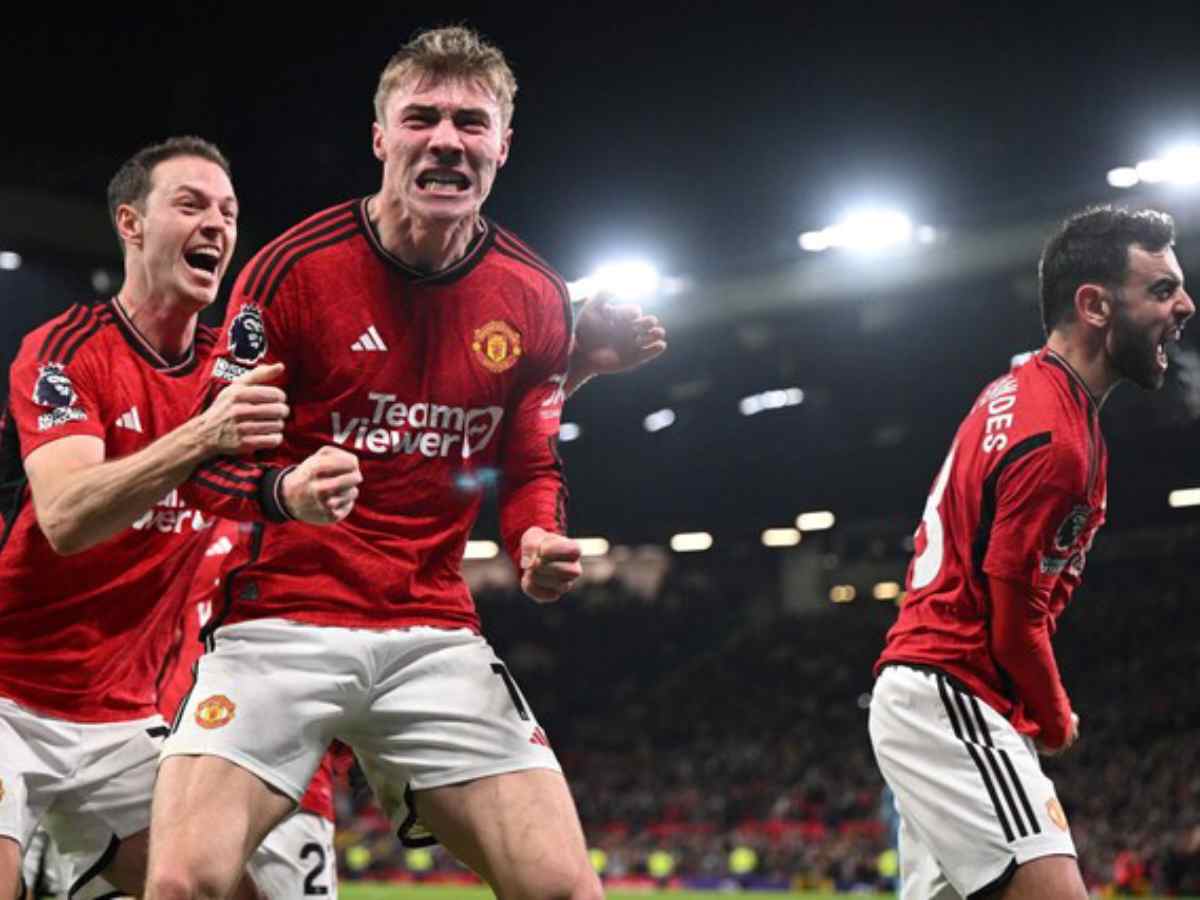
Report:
206,200,572,632
877,349,1107,744
0,300,283,721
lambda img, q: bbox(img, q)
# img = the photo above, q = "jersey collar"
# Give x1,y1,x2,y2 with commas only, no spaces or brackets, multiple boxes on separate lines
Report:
356,197,494,286
109,297,202,376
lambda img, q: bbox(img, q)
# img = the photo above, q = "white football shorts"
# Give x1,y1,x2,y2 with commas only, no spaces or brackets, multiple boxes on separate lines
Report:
249,809,337,899
868,665,1077,899
0,696,166,897
162,619,560,845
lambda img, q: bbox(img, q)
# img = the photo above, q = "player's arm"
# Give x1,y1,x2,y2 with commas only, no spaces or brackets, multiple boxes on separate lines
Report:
988,575,1077,753
25,363,289,554
563,294,667,397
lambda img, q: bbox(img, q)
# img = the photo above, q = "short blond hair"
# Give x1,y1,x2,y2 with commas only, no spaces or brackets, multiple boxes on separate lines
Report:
374,26,518,128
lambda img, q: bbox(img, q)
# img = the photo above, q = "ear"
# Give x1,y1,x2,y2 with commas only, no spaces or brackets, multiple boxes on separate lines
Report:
372,121,386,162
114,204,144,252
1073,283,1112,329
496,127,513,169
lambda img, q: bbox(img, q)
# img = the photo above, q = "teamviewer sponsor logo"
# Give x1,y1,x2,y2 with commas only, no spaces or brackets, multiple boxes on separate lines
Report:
131,489,215,534
330,393,504,459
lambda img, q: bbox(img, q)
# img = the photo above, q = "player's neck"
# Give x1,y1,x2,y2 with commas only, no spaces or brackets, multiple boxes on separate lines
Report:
368,194,481,273
115,275,199,363
1044,332,1120,407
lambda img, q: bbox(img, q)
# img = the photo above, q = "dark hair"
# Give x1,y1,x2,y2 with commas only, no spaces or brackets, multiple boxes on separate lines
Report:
1038,205,1175,335
106,136,231,252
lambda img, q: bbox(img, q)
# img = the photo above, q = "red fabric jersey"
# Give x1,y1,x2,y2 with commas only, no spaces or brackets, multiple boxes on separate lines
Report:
0,300,281,722
877,348,1108,739
158,519,335,821
205,200,571,633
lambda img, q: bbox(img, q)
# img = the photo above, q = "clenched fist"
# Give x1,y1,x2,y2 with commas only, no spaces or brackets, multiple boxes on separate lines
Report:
519,526,582,603
196,362,288,455
281,446,362,524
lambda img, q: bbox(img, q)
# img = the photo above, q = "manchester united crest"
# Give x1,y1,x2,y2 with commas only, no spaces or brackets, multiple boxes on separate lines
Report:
472,320,522,373
1046,796,1069,831
195,694,237,730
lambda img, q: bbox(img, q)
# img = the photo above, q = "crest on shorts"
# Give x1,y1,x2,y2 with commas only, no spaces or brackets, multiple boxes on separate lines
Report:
1046,796,1068,831
195,694,237,730
472,320,522,373
228,304,267,365
1053,505,1091,553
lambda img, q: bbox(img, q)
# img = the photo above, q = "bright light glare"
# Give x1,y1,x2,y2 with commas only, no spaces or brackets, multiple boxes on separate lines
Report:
464,540,499,560
559,422,581,442
799,209,915,254
643,409,676,433
577,537,610,557
0,252,21,271
762,528,802,548
739,387,804,416
1168,487,1200,508
796,511,836,531
873,581,902,601
582,259,661,301
830,584,856,603
670,532,713,552
1107,166,1140,189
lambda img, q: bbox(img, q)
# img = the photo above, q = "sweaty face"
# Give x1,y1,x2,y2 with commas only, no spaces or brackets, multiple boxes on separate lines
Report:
132,156,238,308
1107,245,1194,390
373,75,511,227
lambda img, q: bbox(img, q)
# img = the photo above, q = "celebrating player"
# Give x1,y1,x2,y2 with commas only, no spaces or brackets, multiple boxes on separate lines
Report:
147,26,660,900
869,206,1193,899
0,137,360,899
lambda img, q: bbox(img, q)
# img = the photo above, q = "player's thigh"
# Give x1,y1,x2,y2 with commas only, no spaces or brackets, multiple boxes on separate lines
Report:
416,768,598,899
870,666,1076,899
989,855,1087,900
148,754,293,894
249,811,337,900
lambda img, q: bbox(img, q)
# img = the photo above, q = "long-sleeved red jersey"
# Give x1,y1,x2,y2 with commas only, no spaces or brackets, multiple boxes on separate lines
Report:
876,348,1108,743
204,199,572,634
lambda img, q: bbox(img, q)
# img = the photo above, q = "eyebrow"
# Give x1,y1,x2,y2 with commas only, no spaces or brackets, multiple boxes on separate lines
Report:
402,103,491,121
1149,275,1182,293
173,184,239,211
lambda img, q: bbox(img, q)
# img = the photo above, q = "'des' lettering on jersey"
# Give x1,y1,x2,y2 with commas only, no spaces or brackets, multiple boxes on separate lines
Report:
131,489,214,534
330,393,504,459
977,374,1018,453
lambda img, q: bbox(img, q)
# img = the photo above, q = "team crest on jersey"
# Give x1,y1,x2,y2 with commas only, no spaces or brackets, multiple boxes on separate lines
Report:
472,320,522,373
228,304,267,365
195,694,236,729
33,363,87,431
1046,797,1069,831
1053,505,1092,553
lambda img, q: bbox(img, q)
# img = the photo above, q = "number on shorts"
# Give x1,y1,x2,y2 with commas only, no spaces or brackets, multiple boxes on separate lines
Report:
490,662,530,721
911,441,958,590
300,842,330,896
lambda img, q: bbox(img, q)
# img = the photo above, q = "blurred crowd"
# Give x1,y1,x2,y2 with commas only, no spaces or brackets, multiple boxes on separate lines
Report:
332,539,1200,894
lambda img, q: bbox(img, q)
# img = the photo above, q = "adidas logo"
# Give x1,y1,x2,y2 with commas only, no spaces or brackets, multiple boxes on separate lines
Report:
205,536,234,557
529,726,551,748
351,326,388,352
116,407,143,433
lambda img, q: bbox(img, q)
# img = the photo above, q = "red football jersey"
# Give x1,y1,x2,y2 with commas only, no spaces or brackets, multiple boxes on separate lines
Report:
158,519,335,821
0,300,282,722
877,348,1107,739
204,200,571,633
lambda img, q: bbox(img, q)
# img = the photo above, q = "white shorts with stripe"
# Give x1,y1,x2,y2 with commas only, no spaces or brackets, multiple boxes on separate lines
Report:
161,620,560,845
0,697,167,899
868,665,1076,899
249,810,337,899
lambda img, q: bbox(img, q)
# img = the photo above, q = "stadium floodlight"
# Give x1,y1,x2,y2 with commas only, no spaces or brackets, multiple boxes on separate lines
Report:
739,387,804,416
0,252,21,271
568,259,661,302
796,510,836,531
761,528,802,548
799,208,919,254
643,408,676,433
1107,166,1140,189
1168,487,1200,508
830,584,856,603
873,581,902,601
577,537,610,557
559,422,582,442
670,531,713,552
1111,145,1200,189
463,540,500,560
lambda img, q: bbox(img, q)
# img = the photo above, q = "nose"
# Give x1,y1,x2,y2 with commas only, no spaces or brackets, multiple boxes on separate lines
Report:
428,116,464,157
1178,288,1196,322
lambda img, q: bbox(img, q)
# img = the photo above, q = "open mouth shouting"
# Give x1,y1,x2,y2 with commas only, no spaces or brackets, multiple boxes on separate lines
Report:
1157,324,1184,372
183,245,222,279
416,169,471,195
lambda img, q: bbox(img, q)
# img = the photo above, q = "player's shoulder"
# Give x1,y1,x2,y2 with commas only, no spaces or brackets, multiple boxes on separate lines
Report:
14,300,118,369
487,221,572,309
234,199,364,305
